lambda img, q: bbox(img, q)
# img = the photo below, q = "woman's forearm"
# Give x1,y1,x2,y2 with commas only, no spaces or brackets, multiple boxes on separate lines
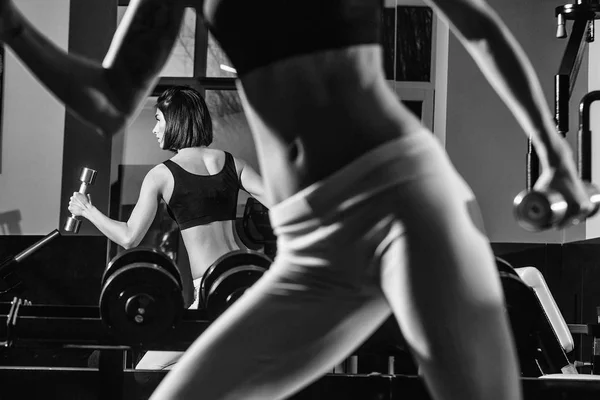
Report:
4,0,186,136
84,207,137,249
429,0,568,168
5,5,125,135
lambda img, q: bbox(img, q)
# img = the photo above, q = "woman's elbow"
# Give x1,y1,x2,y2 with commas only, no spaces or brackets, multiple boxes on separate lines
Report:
120,239,135,250
121,235,142,250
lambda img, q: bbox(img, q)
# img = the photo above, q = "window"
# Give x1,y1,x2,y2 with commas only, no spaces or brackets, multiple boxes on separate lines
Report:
117,6,198,77
382,0,446,139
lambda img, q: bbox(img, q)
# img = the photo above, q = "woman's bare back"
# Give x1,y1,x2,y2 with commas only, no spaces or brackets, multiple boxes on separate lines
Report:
157,147,244,278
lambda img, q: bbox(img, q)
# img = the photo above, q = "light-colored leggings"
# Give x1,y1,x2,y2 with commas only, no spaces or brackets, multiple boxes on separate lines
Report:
151,131,512,400
135,278,202,370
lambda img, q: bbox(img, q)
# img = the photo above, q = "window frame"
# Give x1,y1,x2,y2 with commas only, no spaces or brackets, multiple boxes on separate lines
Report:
117,1,237,95
384,0,438,134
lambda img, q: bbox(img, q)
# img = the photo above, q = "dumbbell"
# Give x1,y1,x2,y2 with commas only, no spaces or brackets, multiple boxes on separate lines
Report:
64,167,97,233
513,183,600,231
200,250,272,320
99,247,184,346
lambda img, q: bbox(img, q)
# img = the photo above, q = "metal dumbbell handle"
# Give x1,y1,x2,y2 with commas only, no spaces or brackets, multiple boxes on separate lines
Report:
513,183,600,231
64,167,97,233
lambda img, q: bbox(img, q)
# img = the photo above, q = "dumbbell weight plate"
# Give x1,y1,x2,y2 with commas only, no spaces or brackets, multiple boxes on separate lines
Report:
99,248,183,345
100,263,183,345
79,167,97,185
205,265,267,319
199,250,272,314
101,247,182,288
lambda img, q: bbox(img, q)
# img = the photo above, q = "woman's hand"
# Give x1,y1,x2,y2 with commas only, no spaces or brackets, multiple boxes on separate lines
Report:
68,192,93,218
534,142,596,227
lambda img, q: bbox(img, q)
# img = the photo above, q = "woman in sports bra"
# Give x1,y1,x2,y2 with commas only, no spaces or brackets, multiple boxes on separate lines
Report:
68,86,268,368
69,84,267,294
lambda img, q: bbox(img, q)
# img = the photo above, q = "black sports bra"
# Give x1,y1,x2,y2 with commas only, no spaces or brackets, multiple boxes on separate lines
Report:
162,152,241,230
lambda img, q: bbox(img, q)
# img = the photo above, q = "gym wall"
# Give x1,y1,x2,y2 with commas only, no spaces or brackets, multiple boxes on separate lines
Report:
0,0,117,310
0,0,69,235
585,35,600,239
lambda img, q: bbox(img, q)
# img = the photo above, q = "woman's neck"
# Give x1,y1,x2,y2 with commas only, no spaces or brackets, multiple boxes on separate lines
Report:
175,146,206,157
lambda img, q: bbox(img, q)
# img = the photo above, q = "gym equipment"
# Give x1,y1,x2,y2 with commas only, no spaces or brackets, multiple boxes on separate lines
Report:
513,183,600,231
527,1,600,189
236,197,277,258
199,250,272,319
578,90,600,183
2,257,600,399
1,369,600,400
64,167,97,233
242,198,277,258
99,248,184,346
0,298,208,351
500,268,570,376
0,229,61,297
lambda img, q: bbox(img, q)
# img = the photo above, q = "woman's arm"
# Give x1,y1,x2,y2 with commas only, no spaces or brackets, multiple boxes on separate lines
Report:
426,0,594,218
233,157,270,208
69,168,163,248
426,0,561,164
0,0,187,136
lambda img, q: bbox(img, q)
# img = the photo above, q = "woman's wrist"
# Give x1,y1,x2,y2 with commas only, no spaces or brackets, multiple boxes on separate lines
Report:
82,205,95,220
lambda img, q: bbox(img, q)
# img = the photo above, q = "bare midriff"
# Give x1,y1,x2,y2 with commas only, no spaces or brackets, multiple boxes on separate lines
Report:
180,220,243,280
239,44,424,206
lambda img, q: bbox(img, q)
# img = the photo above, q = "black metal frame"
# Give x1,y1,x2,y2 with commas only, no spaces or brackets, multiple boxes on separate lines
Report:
2,299,600,399
0,301,210,351
115,0,237,97
529,2,600,188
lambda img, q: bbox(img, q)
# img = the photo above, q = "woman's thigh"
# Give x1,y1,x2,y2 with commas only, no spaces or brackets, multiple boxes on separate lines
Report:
151,255,392,400
379,173,519,400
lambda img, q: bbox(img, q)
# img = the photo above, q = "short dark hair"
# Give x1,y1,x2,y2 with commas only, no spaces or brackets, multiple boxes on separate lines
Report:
156,86,213,151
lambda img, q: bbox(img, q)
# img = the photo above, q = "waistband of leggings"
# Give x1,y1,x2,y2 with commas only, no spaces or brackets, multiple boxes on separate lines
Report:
269,130,444,230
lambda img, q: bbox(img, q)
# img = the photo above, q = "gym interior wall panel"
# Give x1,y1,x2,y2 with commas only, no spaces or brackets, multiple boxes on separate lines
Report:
445,0,588,243
0,235,106,305
0,0,69,235
59,0,117,238
120,98,170,167
433,17,449,147
585,37,600,240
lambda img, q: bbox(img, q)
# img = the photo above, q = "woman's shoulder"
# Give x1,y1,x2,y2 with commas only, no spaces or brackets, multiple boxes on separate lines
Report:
146,162,174,185
203,148,232,168
205,147,229,158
